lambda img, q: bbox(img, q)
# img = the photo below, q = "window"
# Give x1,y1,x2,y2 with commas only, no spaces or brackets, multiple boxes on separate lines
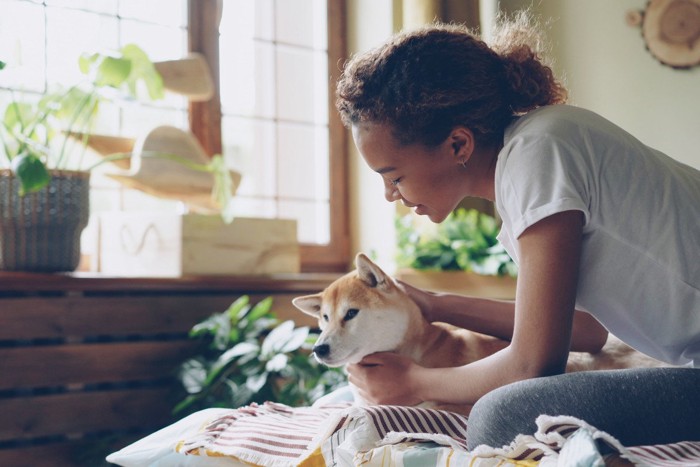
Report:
0,0,349,273
0,0,191,269
190,0,349,272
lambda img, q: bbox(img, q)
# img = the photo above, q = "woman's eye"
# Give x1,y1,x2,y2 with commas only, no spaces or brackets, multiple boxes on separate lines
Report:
390,177,402,186
322,314,329,322
344,308,359,321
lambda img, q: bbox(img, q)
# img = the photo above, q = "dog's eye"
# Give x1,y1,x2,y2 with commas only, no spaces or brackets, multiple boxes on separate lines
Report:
322,314,329,322
344,308,359,321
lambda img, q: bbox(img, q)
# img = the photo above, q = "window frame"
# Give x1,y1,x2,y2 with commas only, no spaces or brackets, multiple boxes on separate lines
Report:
187,0,350,273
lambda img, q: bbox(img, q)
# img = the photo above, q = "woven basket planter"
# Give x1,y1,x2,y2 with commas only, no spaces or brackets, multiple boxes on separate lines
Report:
0,169,90,272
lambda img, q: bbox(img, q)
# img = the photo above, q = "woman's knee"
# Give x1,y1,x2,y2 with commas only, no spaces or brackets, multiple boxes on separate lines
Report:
467,380,540,450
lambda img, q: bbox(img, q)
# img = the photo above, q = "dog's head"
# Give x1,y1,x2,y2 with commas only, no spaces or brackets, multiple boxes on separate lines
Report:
292,253,419,367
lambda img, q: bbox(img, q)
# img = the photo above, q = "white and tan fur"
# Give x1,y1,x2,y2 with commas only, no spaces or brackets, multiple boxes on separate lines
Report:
292,253,667,412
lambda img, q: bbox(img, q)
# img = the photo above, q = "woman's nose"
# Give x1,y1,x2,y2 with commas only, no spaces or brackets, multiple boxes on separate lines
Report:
384,184,401,202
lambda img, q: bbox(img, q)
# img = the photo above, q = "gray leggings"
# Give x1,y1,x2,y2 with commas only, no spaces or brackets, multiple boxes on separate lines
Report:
466,367,700,450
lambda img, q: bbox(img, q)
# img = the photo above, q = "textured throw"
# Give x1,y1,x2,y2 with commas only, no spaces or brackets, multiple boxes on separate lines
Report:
175,401,348,464
175,402,700,466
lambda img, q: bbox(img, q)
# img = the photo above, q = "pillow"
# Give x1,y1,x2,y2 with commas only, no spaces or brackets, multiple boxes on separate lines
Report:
106,408,247,467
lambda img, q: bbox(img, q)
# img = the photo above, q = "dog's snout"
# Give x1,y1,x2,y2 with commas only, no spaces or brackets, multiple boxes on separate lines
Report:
313,343,330,358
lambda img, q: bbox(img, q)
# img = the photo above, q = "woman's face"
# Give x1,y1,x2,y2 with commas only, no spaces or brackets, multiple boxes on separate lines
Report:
352,122,469,223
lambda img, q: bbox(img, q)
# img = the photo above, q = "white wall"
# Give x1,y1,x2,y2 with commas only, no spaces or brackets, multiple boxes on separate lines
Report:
346,0,401,271
501,0,700,169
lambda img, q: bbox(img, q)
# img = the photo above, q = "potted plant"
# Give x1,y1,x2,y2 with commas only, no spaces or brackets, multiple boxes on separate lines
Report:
175,295,345,417
0,47,232,272
395,208,518,299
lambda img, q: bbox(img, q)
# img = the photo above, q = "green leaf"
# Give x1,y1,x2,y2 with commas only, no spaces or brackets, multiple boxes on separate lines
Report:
10,152,51,195
205,341,259,385
246,372,268,393
265,353,289,372
225,379,254,408
261,320,295,356
189,311,226,338
179,359,207,394
226,295,250,322
79,44,164,101
120,43,164,100
223,341,259,360
208,154,234,222
0,60,5,70
279,326,310,353
172,394,200,416
247,296,274,322
95,56,132,88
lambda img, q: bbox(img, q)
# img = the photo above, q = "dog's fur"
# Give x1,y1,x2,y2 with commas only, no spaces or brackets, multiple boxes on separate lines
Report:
292,253,668,412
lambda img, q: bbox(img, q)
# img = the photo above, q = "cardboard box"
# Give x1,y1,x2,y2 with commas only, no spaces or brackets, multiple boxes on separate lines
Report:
98,213,299,276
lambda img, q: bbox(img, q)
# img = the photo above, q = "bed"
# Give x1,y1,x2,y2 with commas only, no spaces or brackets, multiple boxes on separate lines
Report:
107,392,700,467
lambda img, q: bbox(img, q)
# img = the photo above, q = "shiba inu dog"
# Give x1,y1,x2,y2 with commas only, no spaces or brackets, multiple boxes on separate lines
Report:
292,253,667,411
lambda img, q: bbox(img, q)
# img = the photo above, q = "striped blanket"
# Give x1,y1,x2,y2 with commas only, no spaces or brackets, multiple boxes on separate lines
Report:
174,402,700,466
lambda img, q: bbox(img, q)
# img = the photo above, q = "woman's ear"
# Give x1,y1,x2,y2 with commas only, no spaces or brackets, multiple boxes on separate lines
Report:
449,127,475,166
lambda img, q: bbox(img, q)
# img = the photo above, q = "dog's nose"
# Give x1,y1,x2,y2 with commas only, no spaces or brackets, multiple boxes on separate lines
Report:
313,343,330,358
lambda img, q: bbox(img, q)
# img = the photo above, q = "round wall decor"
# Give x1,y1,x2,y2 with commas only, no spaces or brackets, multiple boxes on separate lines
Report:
627,0,700,69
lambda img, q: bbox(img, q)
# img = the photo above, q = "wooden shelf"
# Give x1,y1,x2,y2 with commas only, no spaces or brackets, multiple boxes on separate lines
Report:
0,271,340,293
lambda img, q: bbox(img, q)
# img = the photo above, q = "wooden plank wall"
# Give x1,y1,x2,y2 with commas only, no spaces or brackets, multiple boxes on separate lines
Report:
0,275,331,467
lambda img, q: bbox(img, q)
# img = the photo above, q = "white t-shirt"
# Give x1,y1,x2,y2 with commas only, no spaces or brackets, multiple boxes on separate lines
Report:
495,104,700,367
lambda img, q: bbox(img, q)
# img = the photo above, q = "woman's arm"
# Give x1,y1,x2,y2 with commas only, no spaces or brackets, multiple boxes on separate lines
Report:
401,288,607,353
350,210,592,405
399,235,607,353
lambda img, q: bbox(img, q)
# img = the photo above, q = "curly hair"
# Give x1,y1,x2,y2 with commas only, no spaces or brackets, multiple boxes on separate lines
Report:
336,13,567,147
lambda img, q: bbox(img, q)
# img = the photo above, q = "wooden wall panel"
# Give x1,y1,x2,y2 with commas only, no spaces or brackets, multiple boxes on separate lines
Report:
0,293,316,340
0,342,197,390
0,387,173,441
0,272,336,466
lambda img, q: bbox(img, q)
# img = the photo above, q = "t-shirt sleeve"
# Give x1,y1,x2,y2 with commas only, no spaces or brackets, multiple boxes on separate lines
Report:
498,134,591,239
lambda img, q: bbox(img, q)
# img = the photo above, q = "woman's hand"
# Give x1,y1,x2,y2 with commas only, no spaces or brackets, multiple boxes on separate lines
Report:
396,280,439,323
346,352,424,406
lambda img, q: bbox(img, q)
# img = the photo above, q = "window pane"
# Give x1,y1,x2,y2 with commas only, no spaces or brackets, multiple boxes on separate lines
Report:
119,0,187,27
219,0,331,248
120,19,188,61
277,122,329,200
220,39,276,118
222,116,277,198
46,8,119,85
278,199,330,244
230,197,277,219
0,1,45,91
276,46,328,124
46,0,118,15
275,0,327,49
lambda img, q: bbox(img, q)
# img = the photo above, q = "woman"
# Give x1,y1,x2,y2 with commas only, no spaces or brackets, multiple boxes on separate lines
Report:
336,15,700,450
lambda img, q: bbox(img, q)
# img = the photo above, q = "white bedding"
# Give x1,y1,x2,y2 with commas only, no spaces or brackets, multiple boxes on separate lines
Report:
107,399,700,467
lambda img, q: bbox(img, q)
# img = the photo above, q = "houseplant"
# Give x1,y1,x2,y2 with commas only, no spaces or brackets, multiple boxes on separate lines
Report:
395,208,518,299
175,295,345,417
0,48,233,272
0,47,163,272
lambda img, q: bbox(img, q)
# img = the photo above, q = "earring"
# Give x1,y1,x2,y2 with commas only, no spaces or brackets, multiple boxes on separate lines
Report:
460,160,468,168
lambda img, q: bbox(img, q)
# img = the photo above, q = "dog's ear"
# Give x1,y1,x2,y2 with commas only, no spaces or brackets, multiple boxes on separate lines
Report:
355,252,389,289
292,294,323,318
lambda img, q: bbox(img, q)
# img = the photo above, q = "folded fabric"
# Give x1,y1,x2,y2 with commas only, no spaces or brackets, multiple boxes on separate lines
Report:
175,401,351,466
320,404,469,466
471,414,700,466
